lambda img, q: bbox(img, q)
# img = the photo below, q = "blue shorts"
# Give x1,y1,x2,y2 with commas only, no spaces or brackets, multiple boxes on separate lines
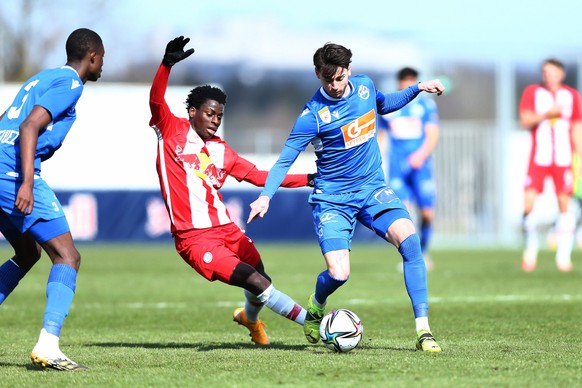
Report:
0,177,69,243
389,157,436,208
308,186,410,254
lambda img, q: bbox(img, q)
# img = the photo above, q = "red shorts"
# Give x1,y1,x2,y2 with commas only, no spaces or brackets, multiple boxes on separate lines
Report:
174,223,261,283
525,163,573,195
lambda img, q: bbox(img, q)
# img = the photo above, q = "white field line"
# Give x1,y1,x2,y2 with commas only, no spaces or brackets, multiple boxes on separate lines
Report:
15,294,573,310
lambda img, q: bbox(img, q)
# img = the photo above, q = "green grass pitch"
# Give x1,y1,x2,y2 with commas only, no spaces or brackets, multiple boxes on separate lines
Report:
0,243,581,386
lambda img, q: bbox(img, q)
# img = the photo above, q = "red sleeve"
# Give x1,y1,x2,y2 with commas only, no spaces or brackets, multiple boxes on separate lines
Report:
226,146,308,187
570,87,582,122
149,63,173,133
519,84,536,113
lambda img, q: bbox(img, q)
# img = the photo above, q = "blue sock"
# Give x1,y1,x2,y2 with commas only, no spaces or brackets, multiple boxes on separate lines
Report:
0,259,25,304
314,270,347,305
420,222,432,253
43,264,77,337
398,234,428,318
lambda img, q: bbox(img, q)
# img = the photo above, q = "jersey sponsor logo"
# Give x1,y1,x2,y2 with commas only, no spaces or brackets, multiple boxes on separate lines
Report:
318,106,331,123
174,145,225,188
358,85,370,100
341,109,376,149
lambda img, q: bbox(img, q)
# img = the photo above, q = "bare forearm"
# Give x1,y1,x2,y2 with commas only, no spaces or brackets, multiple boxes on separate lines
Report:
19,121,39,184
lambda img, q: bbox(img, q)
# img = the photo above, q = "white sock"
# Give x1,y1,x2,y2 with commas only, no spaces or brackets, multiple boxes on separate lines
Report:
258,284,306,325
243,289,264,322
415,317,430,333
555,212,575,265
33,328,60,353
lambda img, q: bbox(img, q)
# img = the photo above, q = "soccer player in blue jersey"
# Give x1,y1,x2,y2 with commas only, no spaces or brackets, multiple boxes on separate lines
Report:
378,67,440,271
0,28,104,370
248,43,443,352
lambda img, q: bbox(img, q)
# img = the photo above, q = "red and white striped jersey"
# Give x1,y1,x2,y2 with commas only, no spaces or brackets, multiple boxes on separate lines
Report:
519,83,582,167
149,64,308,235
149,64,232,233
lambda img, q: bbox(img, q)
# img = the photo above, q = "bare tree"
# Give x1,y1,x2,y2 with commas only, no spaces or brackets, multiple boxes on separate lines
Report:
0,0,107,82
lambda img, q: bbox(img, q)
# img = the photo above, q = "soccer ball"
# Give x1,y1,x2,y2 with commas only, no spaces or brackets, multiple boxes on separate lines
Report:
319,308,363,352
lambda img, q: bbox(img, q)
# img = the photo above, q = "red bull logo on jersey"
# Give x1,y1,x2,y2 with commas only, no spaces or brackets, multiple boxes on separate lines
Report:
174,146,223,188
341,109,376,149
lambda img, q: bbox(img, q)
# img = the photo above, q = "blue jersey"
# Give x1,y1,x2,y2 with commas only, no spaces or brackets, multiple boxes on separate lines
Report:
0,66,84,179
262,75,421,196
381,96,439,159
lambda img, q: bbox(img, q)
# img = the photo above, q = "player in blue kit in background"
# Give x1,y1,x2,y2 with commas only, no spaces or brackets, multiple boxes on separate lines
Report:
378,67,440,271
0,28,104,370
248,43,443,352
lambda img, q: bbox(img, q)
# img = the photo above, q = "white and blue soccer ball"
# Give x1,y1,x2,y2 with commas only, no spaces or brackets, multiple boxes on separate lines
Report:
319,308,363,352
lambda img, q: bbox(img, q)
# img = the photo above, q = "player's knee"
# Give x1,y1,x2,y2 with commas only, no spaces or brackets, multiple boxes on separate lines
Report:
324,250,350,280
328,267,350,280
56,248,81,270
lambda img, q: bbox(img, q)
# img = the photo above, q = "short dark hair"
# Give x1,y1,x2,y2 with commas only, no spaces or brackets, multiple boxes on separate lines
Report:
543,58,565,71
397,67,419,81
66,28,103,62
185,85,227,111
313,43,352,79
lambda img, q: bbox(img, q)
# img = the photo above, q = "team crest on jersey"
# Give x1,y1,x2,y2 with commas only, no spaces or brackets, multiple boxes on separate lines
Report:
341,109,376,149
318,107,331,123
358,85,370,100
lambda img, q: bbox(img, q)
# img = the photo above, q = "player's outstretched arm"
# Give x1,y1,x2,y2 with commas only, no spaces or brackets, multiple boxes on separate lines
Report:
418,79,445,96
162,36,195,67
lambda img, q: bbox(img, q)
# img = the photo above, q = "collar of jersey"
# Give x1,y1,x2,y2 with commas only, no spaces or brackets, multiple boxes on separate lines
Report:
319,80,353,101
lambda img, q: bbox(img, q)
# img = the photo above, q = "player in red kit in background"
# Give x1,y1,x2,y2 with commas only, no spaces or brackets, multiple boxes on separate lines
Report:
149,36,314,345
519,58,582,272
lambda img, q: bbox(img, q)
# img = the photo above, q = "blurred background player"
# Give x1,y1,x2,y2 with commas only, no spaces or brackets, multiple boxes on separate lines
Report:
0,28,104,371
378,67,439,271
248,43,444,352
519,58,582,272
149,36,313,346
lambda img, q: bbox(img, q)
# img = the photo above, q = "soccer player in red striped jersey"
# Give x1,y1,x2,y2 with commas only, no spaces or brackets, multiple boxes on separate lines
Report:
519,58,582,272
148,37,312,345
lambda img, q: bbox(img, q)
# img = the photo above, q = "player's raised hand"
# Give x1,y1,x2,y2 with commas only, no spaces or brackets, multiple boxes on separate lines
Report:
247,195,270,224
163,36,195,67
418,79,445,96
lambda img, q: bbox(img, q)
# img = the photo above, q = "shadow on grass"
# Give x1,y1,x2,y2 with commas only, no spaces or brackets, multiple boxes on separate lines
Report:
84,342,414,353
84,341,311,351
0,361,65,372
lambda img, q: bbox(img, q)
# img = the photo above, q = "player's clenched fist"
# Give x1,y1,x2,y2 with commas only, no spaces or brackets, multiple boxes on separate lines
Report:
418,79,445,96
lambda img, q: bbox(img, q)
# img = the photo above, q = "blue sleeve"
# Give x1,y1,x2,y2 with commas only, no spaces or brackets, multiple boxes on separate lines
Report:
38,77,83,120
260,145,301,198
377,83,420,115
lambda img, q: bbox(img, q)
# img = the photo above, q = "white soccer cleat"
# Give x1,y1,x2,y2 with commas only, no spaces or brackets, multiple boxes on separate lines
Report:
31,348,88,371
